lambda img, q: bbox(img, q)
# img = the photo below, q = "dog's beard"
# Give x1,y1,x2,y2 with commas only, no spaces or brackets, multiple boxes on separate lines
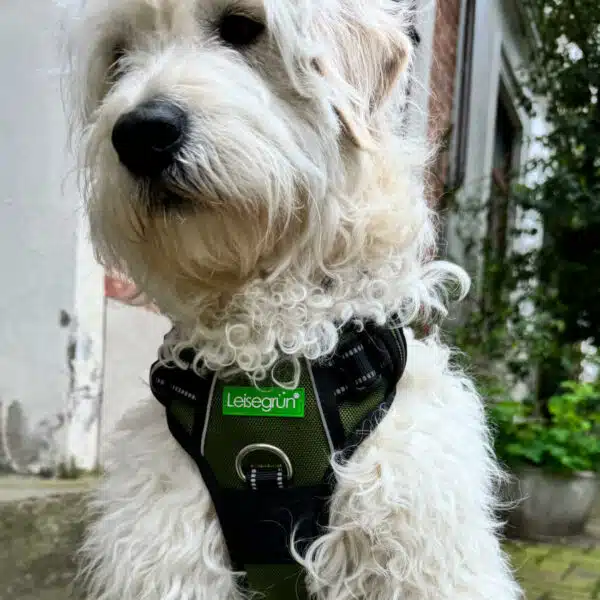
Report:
132,198,458,385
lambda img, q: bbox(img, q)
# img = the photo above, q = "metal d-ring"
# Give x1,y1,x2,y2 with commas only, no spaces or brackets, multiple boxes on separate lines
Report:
235,443,294,483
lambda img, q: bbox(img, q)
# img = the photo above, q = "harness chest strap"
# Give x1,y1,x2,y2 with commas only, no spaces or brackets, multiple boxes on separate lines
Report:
150,322,407,599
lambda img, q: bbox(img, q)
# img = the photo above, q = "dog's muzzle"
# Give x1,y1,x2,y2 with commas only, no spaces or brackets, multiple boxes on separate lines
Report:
112,97,188,178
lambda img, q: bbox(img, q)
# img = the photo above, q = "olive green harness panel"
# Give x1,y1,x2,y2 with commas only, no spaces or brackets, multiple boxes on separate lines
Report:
203,365,387,490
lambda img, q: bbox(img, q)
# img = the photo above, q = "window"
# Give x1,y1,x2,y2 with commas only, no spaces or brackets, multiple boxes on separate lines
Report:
488,89,518,260
484,83,522,310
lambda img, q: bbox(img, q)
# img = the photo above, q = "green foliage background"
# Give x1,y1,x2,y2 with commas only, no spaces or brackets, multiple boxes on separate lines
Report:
447,1,600,471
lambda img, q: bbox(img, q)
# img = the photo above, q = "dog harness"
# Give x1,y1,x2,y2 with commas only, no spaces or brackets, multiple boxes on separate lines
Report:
150,321,407,599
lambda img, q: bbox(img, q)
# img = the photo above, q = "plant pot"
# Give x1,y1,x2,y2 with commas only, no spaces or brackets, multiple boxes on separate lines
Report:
504,466,599,539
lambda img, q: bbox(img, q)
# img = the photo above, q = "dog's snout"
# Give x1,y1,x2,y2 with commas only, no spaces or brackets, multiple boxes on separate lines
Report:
111,98,188,178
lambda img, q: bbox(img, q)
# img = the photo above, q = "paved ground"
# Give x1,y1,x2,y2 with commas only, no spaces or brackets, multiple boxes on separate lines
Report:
0,475,93,502
506,541,600,599
0,477,598,599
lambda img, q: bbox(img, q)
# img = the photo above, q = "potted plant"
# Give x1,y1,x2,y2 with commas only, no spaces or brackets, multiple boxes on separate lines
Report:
487,381,600,539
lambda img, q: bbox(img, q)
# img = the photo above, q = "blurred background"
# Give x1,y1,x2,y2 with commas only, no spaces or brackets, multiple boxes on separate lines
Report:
0,1,598,599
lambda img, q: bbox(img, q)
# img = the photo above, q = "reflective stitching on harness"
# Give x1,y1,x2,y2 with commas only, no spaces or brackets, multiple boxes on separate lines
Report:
334,369,378,397
342,345,362,357
306,358,335,455
200,372,218,454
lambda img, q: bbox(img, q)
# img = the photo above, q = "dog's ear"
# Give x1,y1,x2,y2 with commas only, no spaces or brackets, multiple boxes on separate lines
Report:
314,12,412,149
369,38,412,111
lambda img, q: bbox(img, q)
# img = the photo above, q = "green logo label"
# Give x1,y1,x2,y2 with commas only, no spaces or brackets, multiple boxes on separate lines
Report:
222,386,305,418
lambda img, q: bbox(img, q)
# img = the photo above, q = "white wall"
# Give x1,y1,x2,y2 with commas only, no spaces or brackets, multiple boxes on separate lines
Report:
0,1,79,472
442,0,551,399
65,215,106,471
101,301,170,450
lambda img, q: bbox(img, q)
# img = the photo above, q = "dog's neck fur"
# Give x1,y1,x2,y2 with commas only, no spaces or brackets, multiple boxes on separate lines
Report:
157,242,462,384
149,147,455,382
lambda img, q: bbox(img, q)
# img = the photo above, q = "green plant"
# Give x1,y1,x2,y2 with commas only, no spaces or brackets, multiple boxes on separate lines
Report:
521,0,600,358
487,381,600,474
446,187,569,396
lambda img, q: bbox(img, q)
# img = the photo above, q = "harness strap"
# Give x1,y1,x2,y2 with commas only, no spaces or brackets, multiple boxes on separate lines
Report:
151,321,407,598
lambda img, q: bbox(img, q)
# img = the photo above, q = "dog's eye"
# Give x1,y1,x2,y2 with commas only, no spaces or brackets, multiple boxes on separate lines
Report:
219,14,265,47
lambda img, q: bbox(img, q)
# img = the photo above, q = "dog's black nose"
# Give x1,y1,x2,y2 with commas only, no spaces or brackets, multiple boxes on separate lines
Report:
111,98,187,178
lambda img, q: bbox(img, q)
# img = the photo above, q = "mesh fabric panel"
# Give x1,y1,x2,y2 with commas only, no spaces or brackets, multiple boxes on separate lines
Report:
204,365,331,489
338,380,387,433
244,564,307,600
170,399,195,434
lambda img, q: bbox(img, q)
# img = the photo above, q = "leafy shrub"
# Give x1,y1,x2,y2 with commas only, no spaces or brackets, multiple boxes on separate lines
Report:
487,381,600,474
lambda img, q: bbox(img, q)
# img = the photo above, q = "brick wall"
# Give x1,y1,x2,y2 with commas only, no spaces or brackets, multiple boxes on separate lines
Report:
427,0,462,204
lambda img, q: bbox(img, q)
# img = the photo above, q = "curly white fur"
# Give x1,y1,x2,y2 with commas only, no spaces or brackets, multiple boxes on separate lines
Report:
295,334,518,600
80,333,521,600
67,0,522,597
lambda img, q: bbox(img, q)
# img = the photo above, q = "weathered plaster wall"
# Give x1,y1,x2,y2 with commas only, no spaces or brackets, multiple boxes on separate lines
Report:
64,215,106,471
0,0,79,473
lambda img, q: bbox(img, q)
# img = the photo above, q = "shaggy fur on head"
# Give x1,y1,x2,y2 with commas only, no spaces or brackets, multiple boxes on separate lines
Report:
71,0,466,381
68,0,522,598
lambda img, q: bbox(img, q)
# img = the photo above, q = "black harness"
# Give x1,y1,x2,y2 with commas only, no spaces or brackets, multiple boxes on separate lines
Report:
150,320,407,598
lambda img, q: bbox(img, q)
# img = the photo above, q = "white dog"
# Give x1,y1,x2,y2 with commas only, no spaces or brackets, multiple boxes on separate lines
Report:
69,0,522,598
